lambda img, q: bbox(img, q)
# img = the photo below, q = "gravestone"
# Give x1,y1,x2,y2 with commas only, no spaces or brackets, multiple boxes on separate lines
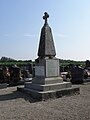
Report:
22,69,32,79
0,68,4,83
18,12,80,101
3,66,10,83
71,66,84,84
85,60,90,68
10,65,21,84
0,67,8,88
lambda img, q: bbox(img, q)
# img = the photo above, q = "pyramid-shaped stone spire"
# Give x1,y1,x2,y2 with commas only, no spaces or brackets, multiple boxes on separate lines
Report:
38,12,56,58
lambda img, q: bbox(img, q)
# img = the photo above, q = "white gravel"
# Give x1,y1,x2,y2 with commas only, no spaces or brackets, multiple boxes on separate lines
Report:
0,84,90,120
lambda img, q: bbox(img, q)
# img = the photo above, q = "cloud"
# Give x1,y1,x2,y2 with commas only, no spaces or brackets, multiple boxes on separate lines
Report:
24,34,37,37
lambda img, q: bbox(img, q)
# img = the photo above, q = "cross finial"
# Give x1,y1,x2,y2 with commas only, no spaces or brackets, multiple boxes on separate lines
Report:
43,12,49,24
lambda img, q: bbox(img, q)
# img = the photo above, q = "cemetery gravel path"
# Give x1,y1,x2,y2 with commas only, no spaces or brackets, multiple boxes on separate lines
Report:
0,84,90,120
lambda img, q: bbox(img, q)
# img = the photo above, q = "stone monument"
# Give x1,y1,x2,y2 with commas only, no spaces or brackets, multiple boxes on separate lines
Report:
71,66,84,84
18,12,80,101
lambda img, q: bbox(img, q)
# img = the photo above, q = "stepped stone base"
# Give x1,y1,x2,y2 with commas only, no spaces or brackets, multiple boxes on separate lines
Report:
17,86,80,101
25,82,71,91
17,81,80,101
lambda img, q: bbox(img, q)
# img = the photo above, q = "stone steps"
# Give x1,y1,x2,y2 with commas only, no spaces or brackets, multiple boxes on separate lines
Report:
25,82,71,91
17,86,80,101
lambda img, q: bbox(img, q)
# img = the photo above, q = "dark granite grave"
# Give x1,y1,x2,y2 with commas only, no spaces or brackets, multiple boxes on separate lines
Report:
9,65,21,85
71,66,84,84
0,68,4,83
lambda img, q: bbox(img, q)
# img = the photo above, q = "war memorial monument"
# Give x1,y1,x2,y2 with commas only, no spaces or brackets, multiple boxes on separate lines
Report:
18,12,80,101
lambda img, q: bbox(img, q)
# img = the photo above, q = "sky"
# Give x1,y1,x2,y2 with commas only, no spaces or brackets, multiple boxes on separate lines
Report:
0,0,90,61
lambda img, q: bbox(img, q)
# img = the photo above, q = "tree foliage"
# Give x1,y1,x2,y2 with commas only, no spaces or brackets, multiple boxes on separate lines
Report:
59,59,85,67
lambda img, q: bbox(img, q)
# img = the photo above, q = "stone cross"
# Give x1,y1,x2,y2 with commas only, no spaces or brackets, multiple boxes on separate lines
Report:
43,12,49,24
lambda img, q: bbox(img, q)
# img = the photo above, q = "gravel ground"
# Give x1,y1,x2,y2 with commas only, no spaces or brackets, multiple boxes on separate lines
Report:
0,83,90,120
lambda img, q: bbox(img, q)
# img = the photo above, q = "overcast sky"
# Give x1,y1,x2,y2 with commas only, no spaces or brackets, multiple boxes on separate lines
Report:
0,0,90,61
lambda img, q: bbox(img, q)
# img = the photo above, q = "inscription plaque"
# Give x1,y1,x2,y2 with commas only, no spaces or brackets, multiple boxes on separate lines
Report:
46,59,59,77
35,66,45,76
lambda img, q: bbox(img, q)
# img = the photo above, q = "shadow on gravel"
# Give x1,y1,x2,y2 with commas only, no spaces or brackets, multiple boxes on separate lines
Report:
0,90,38,103
0,91,21,101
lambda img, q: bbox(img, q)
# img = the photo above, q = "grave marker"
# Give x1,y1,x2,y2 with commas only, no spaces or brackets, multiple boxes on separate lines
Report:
18,12,80,101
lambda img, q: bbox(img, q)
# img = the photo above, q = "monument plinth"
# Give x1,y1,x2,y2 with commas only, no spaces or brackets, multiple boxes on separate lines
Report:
18,12,80,101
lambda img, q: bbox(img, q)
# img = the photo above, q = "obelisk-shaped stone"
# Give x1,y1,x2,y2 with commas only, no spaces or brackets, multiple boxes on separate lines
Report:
38,12,56,58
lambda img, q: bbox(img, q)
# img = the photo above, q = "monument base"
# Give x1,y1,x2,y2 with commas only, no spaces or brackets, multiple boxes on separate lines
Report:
17,84,80,101
17,80,80,101
17,58,80,101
